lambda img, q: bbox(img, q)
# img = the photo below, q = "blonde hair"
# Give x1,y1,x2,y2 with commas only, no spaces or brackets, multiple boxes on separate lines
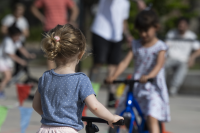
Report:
41,24,86,62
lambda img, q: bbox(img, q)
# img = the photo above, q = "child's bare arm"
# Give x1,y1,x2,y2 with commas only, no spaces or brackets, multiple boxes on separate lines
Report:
18,47,35,59
106,51,133,83
32,90,43,115
85,94,123,128
9,54,27,66
140,50,166,83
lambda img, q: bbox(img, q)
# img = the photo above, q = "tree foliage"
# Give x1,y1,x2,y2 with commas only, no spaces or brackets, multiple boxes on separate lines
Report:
128,0,197,39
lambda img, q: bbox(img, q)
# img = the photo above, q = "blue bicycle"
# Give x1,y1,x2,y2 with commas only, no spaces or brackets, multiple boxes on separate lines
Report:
107,79,162,133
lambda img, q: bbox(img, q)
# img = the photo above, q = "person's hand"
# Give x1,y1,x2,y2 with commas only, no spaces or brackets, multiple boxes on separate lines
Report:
20,60,27,66
126,35,133,47
108,115,124,128
106,76,115,84
188,57,195,68
29,53,36,59
139,75,149,83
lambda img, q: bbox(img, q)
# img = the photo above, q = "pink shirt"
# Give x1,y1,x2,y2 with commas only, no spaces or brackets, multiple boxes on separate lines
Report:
34,0,74,31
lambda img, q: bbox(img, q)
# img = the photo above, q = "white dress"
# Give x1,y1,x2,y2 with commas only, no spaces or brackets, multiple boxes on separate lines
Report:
116,40,170,122
0,37,22,71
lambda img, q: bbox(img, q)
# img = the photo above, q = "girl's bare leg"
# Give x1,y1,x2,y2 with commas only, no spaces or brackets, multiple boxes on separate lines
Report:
0,70,12,92
147,115,159,133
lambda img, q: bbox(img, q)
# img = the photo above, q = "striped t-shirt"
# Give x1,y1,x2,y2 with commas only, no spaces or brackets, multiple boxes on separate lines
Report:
34,0,74,31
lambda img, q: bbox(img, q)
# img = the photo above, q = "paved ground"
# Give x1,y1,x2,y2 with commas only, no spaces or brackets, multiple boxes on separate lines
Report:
0,66,200,133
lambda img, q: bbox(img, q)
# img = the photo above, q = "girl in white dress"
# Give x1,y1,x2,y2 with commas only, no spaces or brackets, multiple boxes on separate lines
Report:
106,10,170,133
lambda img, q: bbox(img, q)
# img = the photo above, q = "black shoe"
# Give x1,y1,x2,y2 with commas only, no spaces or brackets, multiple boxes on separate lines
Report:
107,93,116,108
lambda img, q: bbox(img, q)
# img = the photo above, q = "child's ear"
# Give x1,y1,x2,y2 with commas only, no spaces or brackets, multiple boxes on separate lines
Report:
78,51,85,60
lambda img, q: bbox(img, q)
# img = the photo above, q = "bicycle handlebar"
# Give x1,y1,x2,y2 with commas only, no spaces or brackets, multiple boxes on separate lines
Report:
104,79,154,84
82,117,124,125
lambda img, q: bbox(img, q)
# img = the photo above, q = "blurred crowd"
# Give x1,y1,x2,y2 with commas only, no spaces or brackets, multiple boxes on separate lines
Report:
0,0,200,102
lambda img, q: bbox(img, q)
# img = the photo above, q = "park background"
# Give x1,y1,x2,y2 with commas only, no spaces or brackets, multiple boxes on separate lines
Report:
0,0,200,133
0,0,200,70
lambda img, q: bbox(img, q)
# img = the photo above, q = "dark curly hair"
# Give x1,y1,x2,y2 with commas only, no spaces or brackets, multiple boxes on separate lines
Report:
135,10,159,31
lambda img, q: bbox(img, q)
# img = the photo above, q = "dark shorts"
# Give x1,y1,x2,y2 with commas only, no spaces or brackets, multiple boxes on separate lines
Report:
92,33,122,65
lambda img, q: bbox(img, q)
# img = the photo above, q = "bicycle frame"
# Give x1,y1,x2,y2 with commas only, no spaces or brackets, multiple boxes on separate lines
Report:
120,92,147,133
111,79,153,133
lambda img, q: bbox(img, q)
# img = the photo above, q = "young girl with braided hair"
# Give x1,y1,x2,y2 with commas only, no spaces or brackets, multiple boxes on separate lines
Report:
32,24,123,133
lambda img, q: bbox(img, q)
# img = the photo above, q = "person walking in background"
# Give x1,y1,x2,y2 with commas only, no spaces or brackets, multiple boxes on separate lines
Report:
1,3,29,76
31,0,79,70
90,0,146,107
165,17,200,96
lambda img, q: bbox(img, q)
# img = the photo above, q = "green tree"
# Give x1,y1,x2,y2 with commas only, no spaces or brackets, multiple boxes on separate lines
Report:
128,0,197,39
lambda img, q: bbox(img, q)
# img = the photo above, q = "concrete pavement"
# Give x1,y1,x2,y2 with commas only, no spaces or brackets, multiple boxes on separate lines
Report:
0,66,200,133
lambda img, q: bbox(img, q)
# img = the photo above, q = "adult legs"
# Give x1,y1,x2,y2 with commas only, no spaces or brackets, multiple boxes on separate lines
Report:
89,33,110,82
169,62,188,95
89,64,118,107
165,58,177,76
90,33,122,107
107,65,117,93
107,65,118,107
106,41,122,107
165,58,178,95
89,64,102,82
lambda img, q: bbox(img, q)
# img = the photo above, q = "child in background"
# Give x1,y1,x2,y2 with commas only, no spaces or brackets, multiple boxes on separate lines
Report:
32,24,123,133
106,10,170,133
0,25,35,98
1,3,30,77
